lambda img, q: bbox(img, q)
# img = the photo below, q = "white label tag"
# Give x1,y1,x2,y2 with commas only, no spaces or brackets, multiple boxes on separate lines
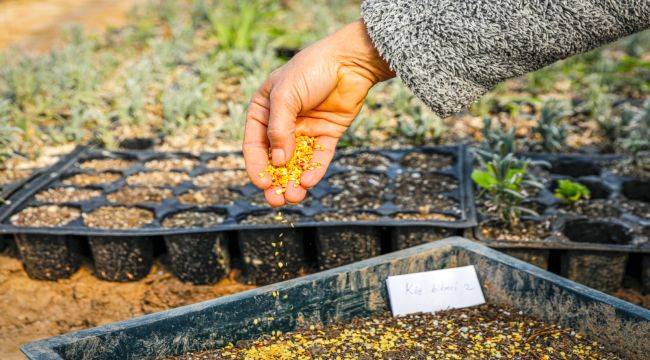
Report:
386,265,485,316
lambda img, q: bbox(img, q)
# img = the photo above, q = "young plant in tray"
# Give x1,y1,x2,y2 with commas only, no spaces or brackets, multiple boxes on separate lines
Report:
479,117,518,158
533,100,569,152
472,151,543,226
619,100,650,172
554,179,591,204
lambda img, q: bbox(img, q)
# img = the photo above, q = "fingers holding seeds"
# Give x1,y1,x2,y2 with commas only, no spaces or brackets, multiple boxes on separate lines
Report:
301,135,337,189
284,181,307,204
243,102,272,190
264,187,286,207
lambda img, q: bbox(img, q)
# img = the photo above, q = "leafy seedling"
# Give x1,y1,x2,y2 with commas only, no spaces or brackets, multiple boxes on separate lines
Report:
534,100,568,152
554,179,591,204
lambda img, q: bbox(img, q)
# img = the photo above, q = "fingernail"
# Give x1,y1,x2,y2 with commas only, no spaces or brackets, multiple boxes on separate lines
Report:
271,149,285,166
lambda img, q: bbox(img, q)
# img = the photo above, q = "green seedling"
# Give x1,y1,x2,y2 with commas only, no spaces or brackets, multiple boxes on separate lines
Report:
162,72,212,134
480,117,518,158
472,152,543,227
619,100,650,170
554,179,590,204
534,100,568,152
0,100,21,165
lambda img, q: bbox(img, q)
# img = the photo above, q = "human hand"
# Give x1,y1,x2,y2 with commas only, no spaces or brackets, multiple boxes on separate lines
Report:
243,20,394,207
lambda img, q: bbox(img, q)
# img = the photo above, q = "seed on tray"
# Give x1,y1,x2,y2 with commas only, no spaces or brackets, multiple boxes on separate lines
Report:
83,206,154,229
107,187,173,205
165,304,622,360
127,171,190,187
178,188,240,206
0,168,33,185
239,211,304,225
145,158,198,171
392,211,457,221
63,172,122,186
80,158,135,172
193,170,249,188
206,155,245,169
394,172,458,209
321,172,388,210
400,151,454,171
335,152,391,170
162,211,225,228
11,205,80,227
313,212,380,222
481,219,553,241
35,187,101,203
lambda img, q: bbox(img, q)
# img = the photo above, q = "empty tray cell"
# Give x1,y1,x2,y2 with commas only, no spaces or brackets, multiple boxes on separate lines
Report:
400,151,454,171
193,170,249,188
10,205,81,227
107,186,173,205
206,155,245,169
562,199,621,219
126,171,189,187
620,200,650,220
551,158,601,177
0,168,33,185
391,226,457,250
479,219,552,242
145,157,198,171
63,172,121,186
35,187,102,204
501,248,550,270
390,211,457,222
315,226,381,270
88,236,153,282
312,212,380,222
178,188,241,206
15,234,82,280
622,179,650,203
335,152,391,170
83,206,154,230
320,172,388,210
80,158,136,172
162,210,230,284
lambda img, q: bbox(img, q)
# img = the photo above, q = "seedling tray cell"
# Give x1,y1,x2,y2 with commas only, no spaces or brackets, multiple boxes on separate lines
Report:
0,146,476,284
21,238,649,360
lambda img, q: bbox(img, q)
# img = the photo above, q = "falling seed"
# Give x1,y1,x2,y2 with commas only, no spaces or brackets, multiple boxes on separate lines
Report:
278,262,284,268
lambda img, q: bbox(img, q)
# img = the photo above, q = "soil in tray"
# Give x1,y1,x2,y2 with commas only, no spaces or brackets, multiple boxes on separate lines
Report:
320,172,388,210
394,172,459,210
63,172,122,186
334,152,391,170
239,211,305,225
162,211,225,228
79,158,136,172
480,219,553,242
10,205,80,227
400,151,454,171
35,187,101,203
0,168,33,185
560,199,622,219
178,187,241,206
193,170,249,188
206,155,245,169
127,171,190,187
392,211,457,221
620,199,650,219
83,206,154,229
166,304,621,360
145,158,198,171
107,187,174,205
313,211,380,222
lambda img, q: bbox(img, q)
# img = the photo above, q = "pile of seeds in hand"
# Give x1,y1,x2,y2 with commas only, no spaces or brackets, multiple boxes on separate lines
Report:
264,135,322,194
167,304,622,360
11,205,81,227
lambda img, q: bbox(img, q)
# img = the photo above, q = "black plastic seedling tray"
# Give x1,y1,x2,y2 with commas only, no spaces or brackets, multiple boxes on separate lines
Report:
21,237,649,360
0,145,476,284
471,152,650,293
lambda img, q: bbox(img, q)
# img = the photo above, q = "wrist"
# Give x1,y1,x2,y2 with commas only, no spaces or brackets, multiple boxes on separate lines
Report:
332,20,395,84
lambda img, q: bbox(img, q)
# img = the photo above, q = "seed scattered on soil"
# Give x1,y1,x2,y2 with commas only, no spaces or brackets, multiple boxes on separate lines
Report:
562,199,621,219
145,158,198,171
335,152,391,170
0,168,33,185
83,206,154,229
400,151,454,171
481,219,553,241
166,304,621,360
63,172,122,186
321,172,388,210
313,212,380,222
127,171,190,187
394,172,459,210
162,211,225,228
178,188,240,206
107,187,173,205
193,170,249,188
80,158,135,172
240,212,304,225
393,211,457,221
264,135,322,194
206,155,245,169
35,187,101,203
620,199,650,219
11,205,80,227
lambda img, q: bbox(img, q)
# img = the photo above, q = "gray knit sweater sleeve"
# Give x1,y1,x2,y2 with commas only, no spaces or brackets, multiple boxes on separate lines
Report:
361,0,650,117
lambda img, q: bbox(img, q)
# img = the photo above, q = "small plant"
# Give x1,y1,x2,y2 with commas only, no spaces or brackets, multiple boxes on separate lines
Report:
554,179,590,204
619,100,650,170
162,72,212,134
533,100,568,152
480,117,518,158
0,100,21,166
472,152,542,227
222,101,245,141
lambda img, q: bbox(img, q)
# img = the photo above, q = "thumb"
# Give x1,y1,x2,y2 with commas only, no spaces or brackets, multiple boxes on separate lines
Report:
267,86,299,166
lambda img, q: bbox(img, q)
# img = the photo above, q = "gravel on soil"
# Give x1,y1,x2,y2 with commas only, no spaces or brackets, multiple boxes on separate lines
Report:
107,187,173,205
145,158,198,171
127,171,190,187
561,199,621,219
321,172,388,210
80,158,135,172
63,172,122,186
394,172,459,210
239,212,304,225
178,187,241,206
480,219,553,242
165,304,622,360
10,205,80,227
35,187,101,203
313,212,380,222
400,151,454,171
335,152,391,170
83,206,154,229
162,211,225,228
392,211,457,221
0,168,33,185
206,155,245,169
193,170,249,188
